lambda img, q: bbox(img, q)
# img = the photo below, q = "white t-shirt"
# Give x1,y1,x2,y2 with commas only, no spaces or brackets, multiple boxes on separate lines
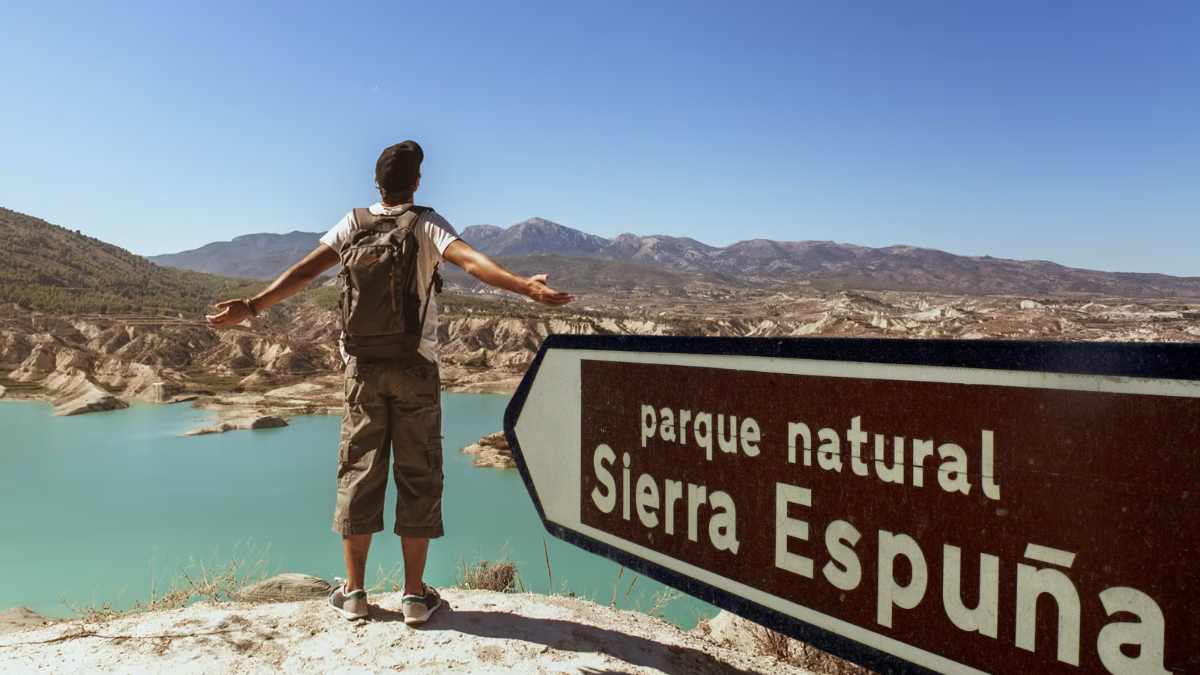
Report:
319,202,460,364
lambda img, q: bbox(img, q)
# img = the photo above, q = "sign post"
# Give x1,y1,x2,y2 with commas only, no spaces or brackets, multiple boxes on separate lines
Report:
504,335,1199,674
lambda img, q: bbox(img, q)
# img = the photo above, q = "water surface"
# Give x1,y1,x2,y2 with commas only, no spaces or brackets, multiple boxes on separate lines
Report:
0,396,715,627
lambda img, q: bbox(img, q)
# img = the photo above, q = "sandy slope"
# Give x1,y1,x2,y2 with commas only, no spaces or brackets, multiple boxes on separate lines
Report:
0,589,811,674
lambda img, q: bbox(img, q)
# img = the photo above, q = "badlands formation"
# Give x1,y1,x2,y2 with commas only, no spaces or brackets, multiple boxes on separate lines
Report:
1,287,1197,430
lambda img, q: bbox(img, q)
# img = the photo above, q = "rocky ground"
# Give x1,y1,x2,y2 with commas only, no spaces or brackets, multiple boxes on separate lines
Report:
0,587,817,674
460,431,516,469
2,287,1197,431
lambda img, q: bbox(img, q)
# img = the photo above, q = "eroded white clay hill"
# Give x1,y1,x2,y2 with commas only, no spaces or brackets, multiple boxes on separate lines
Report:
3,290,1197,428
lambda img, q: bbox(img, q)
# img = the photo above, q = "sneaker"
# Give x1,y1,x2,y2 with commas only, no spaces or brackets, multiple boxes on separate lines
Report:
328,579,369,621
401,584,442,626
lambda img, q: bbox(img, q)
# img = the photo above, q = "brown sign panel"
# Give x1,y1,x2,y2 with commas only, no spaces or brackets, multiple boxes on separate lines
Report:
506,336,1200,674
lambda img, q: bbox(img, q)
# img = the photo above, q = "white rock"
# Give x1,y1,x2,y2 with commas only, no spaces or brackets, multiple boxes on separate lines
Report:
0,607,51,634
461,432,515,469
232,574,331,602
40,369,128,416
185,414,288,436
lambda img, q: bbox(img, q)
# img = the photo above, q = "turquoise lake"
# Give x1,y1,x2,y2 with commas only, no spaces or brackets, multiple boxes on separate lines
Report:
0,395,715,628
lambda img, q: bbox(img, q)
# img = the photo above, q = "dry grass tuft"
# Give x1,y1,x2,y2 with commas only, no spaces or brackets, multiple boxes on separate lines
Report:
367,562,406,594
646,588,683,619
65,543,270,623
457,559,524,593
750,624,793,661
746,622,874,674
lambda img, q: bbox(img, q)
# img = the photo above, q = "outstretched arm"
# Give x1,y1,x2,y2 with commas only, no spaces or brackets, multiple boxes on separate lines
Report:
443,240,572,306
206,244,340,329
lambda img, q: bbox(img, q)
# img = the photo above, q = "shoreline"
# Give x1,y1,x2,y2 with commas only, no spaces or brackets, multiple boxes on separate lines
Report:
1,374,522,436
5,289,1197,431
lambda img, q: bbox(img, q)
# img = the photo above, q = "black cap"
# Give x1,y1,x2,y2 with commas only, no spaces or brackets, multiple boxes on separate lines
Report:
375,140,424,194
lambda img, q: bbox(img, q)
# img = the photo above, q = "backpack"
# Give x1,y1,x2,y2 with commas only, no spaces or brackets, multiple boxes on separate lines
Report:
337,206,442,362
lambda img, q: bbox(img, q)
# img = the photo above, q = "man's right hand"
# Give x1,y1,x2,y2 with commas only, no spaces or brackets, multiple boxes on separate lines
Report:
526,273,573,306
206,299,253,329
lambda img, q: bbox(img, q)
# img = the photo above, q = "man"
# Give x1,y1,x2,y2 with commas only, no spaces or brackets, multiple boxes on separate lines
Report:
206,140,571,625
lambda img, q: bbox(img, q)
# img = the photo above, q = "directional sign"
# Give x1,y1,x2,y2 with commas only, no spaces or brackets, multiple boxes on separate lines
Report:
503,335,1200,674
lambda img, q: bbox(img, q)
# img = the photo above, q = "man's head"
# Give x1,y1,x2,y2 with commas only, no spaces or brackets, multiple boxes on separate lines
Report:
375,140,423,204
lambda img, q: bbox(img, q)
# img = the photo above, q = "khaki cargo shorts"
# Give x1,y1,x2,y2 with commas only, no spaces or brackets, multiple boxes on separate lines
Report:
333,357,444,538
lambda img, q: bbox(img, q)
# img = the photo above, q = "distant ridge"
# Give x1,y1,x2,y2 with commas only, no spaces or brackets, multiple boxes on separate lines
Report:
151,215,1200,298
150,230,324,279
460,217,609,256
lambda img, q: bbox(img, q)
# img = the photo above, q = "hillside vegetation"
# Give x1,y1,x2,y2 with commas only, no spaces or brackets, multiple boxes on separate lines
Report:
0,208,258,315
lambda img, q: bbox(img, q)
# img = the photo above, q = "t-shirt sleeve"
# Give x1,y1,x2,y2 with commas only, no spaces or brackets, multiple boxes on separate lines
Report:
420,210,460,261
319,211,356,253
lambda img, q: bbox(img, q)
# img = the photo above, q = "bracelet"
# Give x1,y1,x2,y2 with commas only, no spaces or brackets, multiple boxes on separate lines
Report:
243,298,260,317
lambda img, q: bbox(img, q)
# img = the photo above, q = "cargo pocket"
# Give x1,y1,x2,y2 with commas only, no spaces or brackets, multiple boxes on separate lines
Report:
338,427,367,467
338,359,375,466
427,446,445,497
337,422,363,467
344,359,363,402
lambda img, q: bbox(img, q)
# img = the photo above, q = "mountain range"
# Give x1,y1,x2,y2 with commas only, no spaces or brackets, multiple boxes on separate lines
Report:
148,216,1200,299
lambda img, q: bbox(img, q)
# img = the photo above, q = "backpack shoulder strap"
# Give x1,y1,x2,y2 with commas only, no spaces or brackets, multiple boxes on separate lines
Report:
352,207,376,229
388,206,432,243
400,205,428,230
407,205,432,229
400,205,444,323
344,208,386,252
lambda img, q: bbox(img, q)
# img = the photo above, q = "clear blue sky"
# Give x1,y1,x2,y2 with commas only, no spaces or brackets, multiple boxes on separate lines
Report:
1,1,1196,274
